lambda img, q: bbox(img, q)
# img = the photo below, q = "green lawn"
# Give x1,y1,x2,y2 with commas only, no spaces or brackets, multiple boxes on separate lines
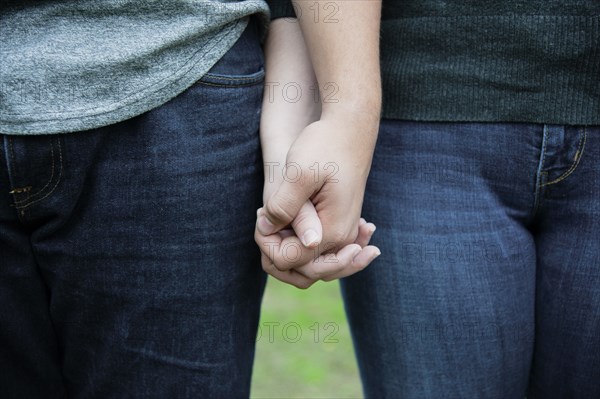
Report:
251,277,363,398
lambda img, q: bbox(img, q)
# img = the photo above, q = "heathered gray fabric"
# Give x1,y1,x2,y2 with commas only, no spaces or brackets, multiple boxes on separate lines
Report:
0,1,269,135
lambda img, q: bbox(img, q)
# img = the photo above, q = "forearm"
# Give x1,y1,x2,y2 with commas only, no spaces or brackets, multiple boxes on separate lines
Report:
256,4,383,285
292,0,382,127
261,18,321,197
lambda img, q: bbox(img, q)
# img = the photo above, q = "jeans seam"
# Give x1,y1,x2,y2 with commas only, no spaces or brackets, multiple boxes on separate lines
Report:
540,126,587,187
12,138,57,204
203,72,263,81
14,137,64,210
532,125,550,217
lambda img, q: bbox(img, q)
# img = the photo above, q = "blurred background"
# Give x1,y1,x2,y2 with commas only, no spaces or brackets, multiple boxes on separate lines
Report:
251,278,362,398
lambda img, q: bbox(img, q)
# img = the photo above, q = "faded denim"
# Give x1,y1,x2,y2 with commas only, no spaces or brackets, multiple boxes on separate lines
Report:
342,121,600,399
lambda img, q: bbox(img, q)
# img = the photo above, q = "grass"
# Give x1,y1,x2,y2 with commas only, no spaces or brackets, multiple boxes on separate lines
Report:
251,277,363,398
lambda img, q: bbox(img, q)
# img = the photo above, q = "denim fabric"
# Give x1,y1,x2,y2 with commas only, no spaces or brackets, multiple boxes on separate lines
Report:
0,20,265,398
342,121,600,398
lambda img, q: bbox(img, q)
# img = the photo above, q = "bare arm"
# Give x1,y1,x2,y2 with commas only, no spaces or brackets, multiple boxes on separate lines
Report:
256,17,379,288
256,0,382,272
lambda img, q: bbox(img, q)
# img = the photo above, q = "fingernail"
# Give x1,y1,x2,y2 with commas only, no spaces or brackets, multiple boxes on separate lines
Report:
257,215,275,235
372,249,381,259
368,224,377,237
302,229,320,247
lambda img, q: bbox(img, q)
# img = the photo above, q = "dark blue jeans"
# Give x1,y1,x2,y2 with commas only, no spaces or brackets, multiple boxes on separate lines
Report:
0,20,265,398
342,121,600,398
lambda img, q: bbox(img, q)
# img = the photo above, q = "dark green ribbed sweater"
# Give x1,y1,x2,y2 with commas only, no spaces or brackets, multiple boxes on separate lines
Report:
270,1,600,125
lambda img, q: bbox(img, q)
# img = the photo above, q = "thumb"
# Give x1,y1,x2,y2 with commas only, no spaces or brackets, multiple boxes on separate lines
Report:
258,172,315,235
291,200,323,248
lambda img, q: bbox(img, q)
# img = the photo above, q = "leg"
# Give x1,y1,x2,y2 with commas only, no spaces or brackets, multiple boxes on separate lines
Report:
1,20,266,398
342,121,539,398
529,125,600,398
0,137,65,398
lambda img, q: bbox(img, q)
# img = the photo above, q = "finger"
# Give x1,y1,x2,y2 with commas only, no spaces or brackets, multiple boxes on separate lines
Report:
322,245,380,281
319,217,361,254
293,243,362,281
261,253,316,289
279,228,295,239
291,200,323,248
255,224,318,271
257,172,316,235
256,218,377,273
354,221,376,248
292,230,381,282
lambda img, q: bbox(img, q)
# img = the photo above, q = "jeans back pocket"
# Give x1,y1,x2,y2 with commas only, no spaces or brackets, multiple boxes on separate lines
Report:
198,68,265,88
197,17,264,88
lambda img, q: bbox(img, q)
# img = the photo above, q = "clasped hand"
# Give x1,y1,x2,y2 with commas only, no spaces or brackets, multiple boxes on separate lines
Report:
254,117,381,289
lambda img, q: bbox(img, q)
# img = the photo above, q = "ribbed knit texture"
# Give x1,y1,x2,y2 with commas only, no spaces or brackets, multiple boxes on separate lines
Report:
381,14,600,125
273,0,600,125
382,1,600,124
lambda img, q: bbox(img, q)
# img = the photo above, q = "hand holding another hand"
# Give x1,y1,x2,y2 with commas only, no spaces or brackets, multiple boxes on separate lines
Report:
255,113,381,288
255,9,382,288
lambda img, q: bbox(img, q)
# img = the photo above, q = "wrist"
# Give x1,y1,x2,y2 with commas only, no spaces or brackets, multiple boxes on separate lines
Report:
321,98,381,138
320,82,381,130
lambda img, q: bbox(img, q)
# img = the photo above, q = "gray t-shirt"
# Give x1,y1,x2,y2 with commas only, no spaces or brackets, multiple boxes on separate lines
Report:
0,0,270,135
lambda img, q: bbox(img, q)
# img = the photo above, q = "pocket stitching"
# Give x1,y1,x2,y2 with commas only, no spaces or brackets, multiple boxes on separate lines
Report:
197,68,265,87
541,126,587,187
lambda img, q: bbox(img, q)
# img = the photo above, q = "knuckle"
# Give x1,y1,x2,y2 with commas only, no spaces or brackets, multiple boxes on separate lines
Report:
328,228,352,247
265,200,294,225
261,257,273,272
254,229,263,244
294,280,314,290
273,259,291,272
296,168,313,187
261,261,271,273
304,267,321,281
291,210,313,230
347,227,359,244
